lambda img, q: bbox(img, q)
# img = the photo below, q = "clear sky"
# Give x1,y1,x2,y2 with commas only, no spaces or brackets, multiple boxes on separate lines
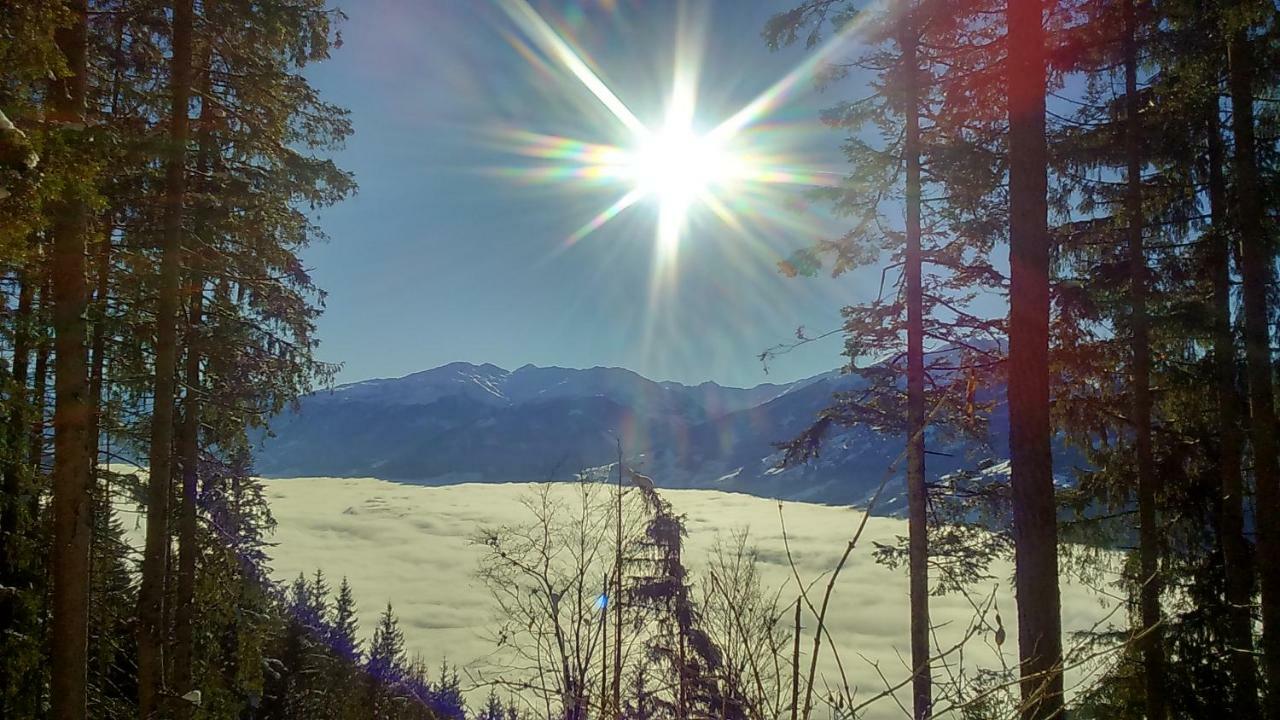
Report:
303,0,889,388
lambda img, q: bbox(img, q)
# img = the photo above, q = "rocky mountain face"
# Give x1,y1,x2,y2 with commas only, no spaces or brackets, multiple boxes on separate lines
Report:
254,361,1018,512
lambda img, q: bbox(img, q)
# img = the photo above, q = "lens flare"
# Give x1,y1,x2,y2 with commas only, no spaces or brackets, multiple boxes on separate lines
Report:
629,123,731,207
626,118,737,257
494,0,872,265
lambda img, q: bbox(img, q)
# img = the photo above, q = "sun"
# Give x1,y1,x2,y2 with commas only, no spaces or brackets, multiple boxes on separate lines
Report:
493,0,857,264
629,122,732,206
626,120,736,255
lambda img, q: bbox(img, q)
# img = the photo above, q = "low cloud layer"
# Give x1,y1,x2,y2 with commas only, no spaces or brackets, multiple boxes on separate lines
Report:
253,476,1120,718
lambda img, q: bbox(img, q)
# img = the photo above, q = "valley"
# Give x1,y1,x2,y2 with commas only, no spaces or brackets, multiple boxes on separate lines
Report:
257,476,1119,717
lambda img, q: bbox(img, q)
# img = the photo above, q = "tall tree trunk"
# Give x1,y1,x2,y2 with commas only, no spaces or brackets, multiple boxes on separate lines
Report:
791,599,801,720
87,1,126,498
48,2,93,718
1207,89,1261,720
1228,26,1280,717
900,4,931,718
1006,0,1064,718
600,579,607,716
613,451,622,717
173,59,214,709
677,630,687,720
138,1,194,716
1122,3,1164,717
85,218,114,697
87,222,112,484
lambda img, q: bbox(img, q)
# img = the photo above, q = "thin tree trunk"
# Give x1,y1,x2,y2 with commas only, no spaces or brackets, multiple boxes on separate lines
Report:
138,1,194,716
1122,4,1164,717
48,2,93,718
791,599,800,720
600,579,607,717
1207,90,1260,720
87,2,126,499
82,220,112,710
172,50,214,713
900,4,931,718
613,450,622,717
1006,0,1064,718
87,222,112,485
31,277,51,474
1228,27,1280,718
677,631,688,720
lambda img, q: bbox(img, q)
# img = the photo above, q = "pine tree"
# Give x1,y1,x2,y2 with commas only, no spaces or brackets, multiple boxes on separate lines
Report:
87,500,137,718
1203,41,1261,717
1225,4,1280,712
428,661,467,720
47,2,94,718
172,48,217,711
1119,2,1164,714
367,601,408,715
0,1,356,719
477,689,506,720
331,577,361,665
137,1,195,714
1006,0,1064,717
1049,0,1171,713
629,481,744,720
764,3,1011,713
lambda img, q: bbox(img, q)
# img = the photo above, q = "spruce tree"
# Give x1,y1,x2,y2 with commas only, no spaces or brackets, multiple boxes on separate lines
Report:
1006,0,1064,716
331,577,361,664
47,2,94,718
478,689,506,720
1225,4,1280,712
137,1,195,714
367,601,408,715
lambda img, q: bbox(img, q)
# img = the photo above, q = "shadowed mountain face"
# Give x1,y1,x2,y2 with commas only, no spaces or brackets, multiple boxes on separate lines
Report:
254,361,1015,511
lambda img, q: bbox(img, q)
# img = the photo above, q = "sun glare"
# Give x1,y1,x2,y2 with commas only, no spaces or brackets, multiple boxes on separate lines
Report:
627,120,736,255
629,123,731,206
494,0,864,266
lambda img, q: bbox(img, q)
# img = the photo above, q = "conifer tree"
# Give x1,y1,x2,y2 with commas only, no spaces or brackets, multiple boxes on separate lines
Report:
478,689,506,720
1203,47,1261,717
0,1,355,718
47,2,95,718
1225,4,1280,711
331,577,361,665
1120,1,1164,714
137,1,195,714
764,3,1010,714
1007,3,1065,719
367,601,408,715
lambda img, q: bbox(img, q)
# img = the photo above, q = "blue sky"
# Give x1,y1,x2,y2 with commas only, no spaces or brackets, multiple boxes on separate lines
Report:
303,0,888,388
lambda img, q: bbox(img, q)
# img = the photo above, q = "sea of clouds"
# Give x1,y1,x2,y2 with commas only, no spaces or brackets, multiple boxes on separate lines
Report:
244,476,1122,718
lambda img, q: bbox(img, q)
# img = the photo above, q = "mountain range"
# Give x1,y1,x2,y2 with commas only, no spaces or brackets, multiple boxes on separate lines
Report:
254,359,1028,512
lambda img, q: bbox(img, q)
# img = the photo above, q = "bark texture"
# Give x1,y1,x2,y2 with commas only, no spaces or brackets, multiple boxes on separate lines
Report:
49,2,93,718
1228,27,1280,719
1006,0,1064,717
137,1,194,715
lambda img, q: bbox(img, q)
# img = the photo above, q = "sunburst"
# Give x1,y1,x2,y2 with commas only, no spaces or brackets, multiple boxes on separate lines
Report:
494,0,871,266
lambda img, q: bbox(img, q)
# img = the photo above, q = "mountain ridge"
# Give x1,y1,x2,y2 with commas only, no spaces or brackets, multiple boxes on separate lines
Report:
254,360,1009,513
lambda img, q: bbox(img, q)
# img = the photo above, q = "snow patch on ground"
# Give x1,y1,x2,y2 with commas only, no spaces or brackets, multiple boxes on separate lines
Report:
715,467,743,484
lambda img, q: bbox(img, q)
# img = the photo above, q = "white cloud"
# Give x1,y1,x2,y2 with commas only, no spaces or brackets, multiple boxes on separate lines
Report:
252,477,1122,718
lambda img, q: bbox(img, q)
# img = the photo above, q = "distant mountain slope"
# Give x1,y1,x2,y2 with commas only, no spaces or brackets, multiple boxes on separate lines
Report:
253,361,1021,512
